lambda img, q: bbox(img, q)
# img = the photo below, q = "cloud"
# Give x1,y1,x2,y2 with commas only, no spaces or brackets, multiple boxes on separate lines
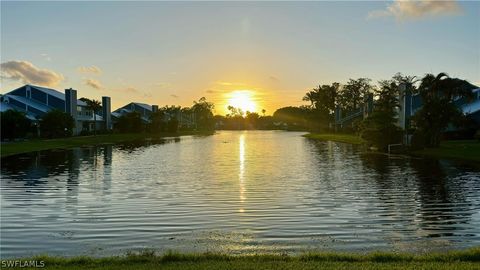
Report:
40,53,52,61
84,79,103,90
368,0,462,21
0,60,64,87
269,75,279,81
77,65,102,74
206,89,219,94
170,94,179,98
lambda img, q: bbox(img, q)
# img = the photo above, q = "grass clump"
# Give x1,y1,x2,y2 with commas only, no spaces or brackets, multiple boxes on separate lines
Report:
10,248,480,270
303,133,365,145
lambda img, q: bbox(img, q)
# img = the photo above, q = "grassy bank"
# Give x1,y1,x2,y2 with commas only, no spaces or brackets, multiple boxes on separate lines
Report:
303,133,365,145
0,131,213,158
413,140,480,162
13,248,480,270
304,133,480,163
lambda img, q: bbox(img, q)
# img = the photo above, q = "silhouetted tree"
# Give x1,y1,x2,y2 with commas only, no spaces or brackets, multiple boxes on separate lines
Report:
360,80,402,150
303,83,339,130
245,111,260,129
149,110,166,133
273,106,312,130
116,111,143,133
40,109,75,138
83,98,102,136
337,78,373,111
1,110,31,140
412,73,475,147
192,97,215,130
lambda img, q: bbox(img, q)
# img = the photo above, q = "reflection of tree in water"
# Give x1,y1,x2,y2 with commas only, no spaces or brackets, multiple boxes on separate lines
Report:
408,158,478,238
116,137,181,153
359,153,479,238
2,150,81,187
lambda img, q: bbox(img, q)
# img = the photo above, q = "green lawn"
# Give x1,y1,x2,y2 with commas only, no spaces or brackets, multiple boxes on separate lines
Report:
13,248,480,270
0,131,213,158
413,140,480,162
303,133,365,145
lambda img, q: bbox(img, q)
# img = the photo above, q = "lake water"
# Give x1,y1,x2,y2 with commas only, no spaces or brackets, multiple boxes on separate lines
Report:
1,131,480,258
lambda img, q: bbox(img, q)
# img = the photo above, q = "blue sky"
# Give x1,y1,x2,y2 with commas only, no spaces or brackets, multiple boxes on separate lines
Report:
1,1,479,114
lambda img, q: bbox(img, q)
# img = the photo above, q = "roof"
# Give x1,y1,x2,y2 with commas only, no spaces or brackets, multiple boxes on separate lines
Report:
112,102,153,114
461,88,480,115
132,102,152,111
0,100,38,120
22,84,88,106
2,87,103,121
5,94,53,114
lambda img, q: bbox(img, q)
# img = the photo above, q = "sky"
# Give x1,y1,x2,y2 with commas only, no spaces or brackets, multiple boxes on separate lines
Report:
1,1,479,115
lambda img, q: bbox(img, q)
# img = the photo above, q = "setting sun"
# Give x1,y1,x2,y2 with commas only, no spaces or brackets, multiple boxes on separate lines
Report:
226,90,257,114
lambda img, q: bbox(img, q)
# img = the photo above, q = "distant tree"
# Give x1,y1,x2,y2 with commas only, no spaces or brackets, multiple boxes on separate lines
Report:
245,111,260,129
261,109,266,116
303,82,339,130
337,78,373,111
257,115,275,130
167,118,179,133
360,80,402,151
40,109,75,138
83,98,102,136
149,110,166,133
412,73,476,147
273,106,312,130
1,109,31,140
392,72,418,87
191,97,215,130
227,106,244,118
116,111,143,133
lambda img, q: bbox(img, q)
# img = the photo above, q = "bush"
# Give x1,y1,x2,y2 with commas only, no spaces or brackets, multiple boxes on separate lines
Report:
40,110,74,138
79,130,93,136
410,130,426,150
167,118,179,133
360,126,402,151
116,112,143,133
1,109,31,140
475,129,480,142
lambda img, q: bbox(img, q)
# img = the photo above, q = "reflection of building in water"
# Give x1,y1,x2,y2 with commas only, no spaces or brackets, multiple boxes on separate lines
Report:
1,150,81,211
102,145,113,196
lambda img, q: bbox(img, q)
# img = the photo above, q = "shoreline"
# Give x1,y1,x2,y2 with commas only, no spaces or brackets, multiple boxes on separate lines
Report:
304,133,480,163
7,248,479,270
0,131,214,158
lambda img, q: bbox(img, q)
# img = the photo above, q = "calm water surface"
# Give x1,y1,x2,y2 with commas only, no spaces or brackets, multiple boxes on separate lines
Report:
1,131,480,257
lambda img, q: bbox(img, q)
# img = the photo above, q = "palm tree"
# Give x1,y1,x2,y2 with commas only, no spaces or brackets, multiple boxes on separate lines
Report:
413,73,475,147
85,99,102,136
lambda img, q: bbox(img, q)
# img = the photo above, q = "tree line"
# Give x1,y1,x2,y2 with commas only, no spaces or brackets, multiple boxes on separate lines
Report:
1,97,216,140
2,72,478,150
272,72,478,150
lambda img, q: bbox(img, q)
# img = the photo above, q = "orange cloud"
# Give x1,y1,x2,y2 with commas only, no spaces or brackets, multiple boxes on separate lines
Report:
1,60,64,87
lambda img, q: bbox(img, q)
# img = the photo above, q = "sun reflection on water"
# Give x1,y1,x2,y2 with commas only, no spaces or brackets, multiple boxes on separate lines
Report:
239,133,246,213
